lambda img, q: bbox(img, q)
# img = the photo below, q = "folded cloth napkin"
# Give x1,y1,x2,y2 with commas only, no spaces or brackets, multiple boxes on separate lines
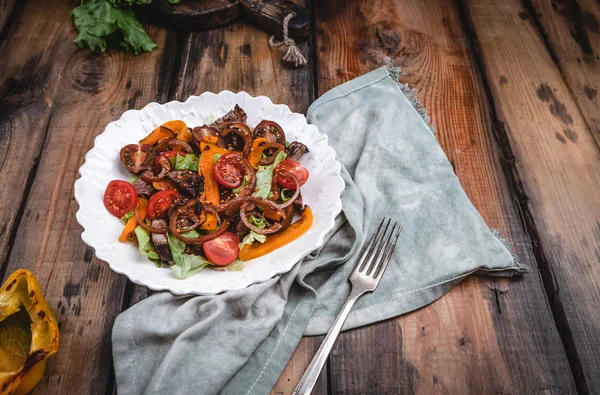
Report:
112,60,527,395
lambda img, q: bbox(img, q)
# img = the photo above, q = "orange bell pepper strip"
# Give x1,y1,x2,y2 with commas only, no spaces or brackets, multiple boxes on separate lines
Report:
162,120,192,143
239,206,313,261
199,148,220,230
119,216,138,242
139,126,175,146
137,197,148,220
200,135,229,156
152,180,177,191
247,137,268,168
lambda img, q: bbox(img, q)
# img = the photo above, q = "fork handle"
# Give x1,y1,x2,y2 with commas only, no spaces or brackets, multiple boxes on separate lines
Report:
293,288,365,395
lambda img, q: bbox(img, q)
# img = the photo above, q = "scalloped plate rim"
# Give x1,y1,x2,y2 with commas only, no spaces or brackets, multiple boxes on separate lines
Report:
74,91,344,295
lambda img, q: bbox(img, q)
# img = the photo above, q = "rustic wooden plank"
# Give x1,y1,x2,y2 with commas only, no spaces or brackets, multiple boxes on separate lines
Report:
0,0,75,277
0,0,16,36
1,10,178,395
526,0,600,147
272,337,326,395
315,0,576,393
462,0,600,393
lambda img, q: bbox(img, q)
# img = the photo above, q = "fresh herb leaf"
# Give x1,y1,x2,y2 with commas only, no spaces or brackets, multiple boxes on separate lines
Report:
167,231,213,278
211,259,245,271
239,231,267,248
249,215,266,229
233,176,248,196
280,188,293,202
72,0,157,54
134,226,160,262
175,153,199,171
120,211,135,225
253,151,287,198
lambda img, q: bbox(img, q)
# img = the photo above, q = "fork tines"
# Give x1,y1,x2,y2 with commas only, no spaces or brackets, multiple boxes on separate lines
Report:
352,218,403,284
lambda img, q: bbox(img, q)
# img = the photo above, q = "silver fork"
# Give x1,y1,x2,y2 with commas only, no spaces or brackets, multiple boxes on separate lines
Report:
292,218,403,395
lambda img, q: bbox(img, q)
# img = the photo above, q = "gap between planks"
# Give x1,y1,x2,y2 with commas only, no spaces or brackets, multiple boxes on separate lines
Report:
454,0,592,393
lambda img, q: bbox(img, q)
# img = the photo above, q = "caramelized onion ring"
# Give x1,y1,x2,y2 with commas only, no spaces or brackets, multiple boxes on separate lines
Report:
157,138,194,154
169,213,229,244
219,123,253,156
259,142,285,166
275,170,300,209
240,203,282,235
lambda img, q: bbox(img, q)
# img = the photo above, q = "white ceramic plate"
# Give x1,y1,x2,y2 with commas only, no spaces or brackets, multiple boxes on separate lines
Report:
74,91,344,295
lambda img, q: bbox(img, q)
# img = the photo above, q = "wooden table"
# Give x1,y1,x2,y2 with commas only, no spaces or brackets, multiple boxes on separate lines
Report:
1,0,599,393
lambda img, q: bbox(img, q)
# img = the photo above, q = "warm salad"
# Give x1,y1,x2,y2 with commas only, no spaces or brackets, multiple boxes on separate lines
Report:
103,105,313,278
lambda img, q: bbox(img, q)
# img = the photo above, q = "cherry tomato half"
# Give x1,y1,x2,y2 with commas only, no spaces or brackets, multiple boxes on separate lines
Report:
147,190,180,220
214,154,243,189
276,160,309,189
104,180,138,217
155,150,186,173
120,144,156,174
203,232,240,266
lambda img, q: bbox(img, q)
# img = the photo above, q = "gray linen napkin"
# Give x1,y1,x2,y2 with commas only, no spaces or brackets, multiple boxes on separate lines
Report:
112,61,527,395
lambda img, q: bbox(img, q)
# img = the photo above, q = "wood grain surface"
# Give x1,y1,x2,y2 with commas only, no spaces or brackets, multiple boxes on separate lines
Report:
315,0,575,393
527,0,600,147
463,0,600,392
0,1,179,392
0,0,16,35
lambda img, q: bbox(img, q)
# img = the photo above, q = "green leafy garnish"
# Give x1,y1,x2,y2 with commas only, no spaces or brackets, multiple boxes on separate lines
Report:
213,154,222,163
233,176,249,196
174,154,199,171
239,231,267,248
128,174,139,183
211,260,245,272
167,231,213,278
253,151,287,198
72,0,181,54
248,215,266,229
134,226,160,266
120,211,135,225
280,188,293,202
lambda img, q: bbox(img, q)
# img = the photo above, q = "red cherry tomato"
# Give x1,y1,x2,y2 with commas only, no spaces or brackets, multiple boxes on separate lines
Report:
203,232,240,266
104,180,138,217
147,190,180,220
155,151,186,173
214,154,243,188
120,144,156,174
276,160,309,189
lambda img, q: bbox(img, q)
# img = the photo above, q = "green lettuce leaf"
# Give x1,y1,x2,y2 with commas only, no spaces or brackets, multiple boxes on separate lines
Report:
213,154,221,163
134,226,160,265
280,188,293,202
205,114,215,125
253,151,287,198
248,215,266,229
72,0,156,54
211,259,245,272
174,153,199,171
167,231,213,279
233,176,248,196
120,211,135,225
239,231,267,248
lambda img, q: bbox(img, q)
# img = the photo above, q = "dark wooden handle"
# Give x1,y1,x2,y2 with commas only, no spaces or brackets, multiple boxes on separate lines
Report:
239,0,310,42
136,0,240,32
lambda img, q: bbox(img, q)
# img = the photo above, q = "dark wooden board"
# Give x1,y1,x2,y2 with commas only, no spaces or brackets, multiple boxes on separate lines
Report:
462,0,600,393
0,0,74,279
0,0,17,35
136,0,239,32
527,0,600,148
0,3,179,393
240,0,310,41
314,0,576,393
